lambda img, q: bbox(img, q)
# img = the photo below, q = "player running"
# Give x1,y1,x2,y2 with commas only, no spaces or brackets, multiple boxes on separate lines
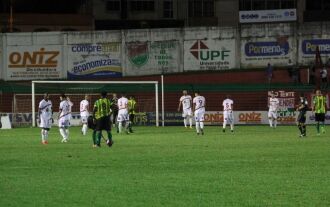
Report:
268,92,279,128
117,93,130,134
80,95,89,135
296,93,308,137
38,93,53,144
193,91,206,135
312,90,327,135
222,95,234,133
178,90,193,128
58,94,71,143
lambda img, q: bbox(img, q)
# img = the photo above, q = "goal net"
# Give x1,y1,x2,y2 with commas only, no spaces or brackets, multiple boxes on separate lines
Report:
24,81,160,127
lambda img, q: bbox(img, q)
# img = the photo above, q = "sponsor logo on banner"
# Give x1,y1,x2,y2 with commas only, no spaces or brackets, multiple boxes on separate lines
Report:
245,41,289,56
185,39,235,71
190,40,230,61
302,39,330,55
239,9,297,23
68,43,122,79
127,42,149,67
7,46,62,80
8,48,59,68
238,112,262,124
125,41,180,76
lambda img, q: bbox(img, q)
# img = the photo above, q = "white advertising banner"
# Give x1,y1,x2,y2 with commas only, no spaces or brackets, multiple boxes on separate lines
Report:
6,45,63,80
203,111,330,125
125,40,180,76
241,37,295,67
184,39,236,71
239,9,297,23
298,38,330,65
67,43,122,79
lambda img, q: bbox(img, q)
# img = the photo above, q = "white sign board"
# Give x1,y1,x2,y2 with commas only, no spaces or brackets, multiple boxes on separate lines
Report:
125,40,181,76
239,9,297,23
298,38,330,65
67,43,122,79
6,45,63,80
241,37,295,67
184,39,236,71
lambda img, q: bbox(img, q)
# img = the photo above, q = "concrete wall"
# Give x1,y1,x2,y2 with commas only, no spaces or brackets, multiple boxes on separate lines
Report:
1,22,330,80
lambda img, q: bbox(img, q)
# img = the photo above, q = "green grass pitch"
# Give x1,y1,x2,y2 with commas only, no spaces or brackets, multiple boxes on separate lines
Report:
0,125,330,207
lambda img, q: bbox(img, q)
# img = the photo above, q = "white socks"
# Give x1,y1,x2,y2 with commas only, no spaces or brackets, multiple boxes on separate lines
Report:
82,124,88,135
269,119,273,127
223,120,227,129
189,118,192,128
118,122,122,133
195,121,200,133
59,128,68,141
184,118,187,127
41,129,49,141
200,122,204,129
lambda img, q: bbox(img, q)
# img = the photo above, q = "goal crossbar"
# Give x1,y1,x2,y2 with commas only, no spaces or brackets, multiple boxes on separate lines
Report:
32,80,161,127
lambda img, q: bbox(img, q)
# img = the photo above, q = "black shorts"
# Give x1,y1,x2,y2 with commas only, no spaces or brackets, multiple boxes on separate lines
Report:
112,109,118,123
297,113,306,123
129,114,135,123
95,116,111,131
315,113,325,122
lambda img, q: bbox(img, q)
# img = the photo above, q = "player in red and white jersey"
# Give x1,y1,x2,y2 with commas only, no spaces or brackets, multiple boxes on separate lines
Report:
58,94,71,143
80,95,89,135
178,90,193,128
268,92,279,128
38,93,53,144
222,95,234,133
117,93,129,134
193,91,206,135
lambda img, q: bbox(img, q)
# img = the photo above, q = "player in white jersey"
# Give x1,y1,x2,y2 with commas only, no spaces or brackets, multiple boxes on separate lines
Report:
80,95,89,135
58,94,71,142
178,90,193,128
193,91,206,135
38,93,53,144
268,92,280,128
222,95,234,133
117,93,129,134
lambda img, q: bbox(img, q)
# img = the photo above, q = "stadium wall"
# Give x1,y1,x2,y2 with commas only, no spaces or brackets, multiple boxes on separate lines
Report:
1,22,330,80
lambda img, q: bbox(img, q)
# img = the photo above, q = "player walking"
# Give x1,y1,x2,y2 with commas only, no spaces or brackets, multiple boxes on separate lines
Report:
117,93,129,134
128,95,137,133
296,93,308,137
268,92,279,128
93,91,113,147
38,93,53,144
312,90,327,135
222,95,234,133
58,94,71,143
178,90,193,128
80,95,89,135
111,93,119,132
193,91,206,135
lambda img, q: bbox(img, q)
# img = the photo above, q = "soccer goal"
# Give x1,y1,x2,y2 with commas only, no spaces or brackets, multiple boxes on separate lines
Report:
31,80,162,127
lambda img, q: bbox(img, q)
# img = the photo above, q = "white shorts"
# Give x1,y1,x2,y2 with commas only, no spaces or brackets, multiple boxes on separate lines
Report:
182,108,192,118
268,111,277,119
81,115,88,124
223,111,234,124
117,111,129,122
40,117,52,129
194,109,205,122
58,117,70,128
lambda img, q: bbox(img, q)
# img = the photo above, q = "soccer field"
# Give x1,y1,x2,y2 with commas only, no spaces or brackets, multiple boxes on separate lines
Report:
0,126,330,207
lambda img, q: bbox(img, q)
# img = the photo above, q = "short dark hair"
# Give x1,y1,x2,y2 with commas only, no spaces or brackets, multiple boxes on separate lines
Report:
300,93,304,97
61,93,66,99
101,91,107,97
195,90,200,95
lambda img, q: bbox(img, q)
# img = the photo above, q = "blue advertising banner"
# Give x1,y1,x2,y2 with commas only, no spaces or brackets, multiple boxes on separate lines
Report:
67,43,122,79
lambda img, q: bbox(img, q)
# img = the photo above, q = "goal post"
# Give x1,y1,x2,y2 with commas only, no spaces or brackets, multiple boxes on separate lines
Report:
31,80,162,127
